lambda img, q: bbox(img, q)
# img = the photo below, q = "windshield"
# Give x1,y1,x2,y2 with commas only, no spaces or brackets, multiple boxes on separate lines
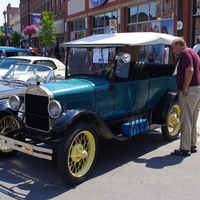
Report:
68,47,117,78
0,58,31,70
0,64,53,85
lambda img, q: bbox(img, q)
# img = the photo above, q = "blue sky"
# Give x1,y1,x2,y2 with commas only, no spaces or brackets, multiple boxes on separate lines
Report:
0,0,19,26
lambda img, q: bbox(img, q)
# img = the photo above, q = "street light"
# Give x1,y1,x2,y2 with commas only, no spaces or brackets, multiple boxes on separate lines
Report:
3,10,7,35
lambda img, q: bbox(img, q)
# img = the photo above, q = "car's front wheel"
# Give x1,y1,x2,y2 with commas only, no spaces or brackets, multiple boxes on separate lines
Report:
57,122,98,185
161,100,181,140
0,115,20,157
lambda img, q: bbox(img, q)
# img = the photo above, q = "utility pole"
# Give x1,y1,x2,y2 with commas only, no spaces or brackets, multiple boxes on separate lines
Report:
28,0,30,25
3,10,7,46
177,0,183,37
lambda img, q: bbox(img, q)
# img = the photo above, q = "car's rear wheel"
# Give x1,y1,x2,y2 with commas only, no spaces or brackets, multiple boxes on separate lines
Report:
161,100,181,140
0,115,20,157
57,122,98,185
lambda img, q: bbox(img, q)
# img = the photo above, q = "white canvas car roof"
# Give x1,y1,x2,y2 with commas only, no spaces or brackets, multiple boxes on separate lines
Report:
60,32,178,48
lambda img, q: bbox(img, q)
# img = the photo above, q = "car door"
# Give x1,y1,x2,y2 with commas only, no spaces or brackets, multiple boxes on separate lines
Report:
113,78,149,117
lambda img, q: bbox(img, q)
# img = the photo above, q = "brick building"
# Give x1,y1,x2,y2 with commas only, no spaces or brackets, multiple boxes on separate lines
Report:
4,0,200,50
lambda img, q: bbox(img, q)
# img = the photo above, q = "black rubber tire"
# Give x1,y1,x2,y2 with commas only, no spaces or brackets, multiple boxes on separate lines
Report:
161,100,181,141
57,122,98,185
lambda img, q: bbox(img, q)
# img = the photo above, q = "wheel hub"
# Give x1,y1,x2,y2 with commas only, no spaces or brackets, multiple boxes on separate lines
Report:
71,144,88,162
169,114,179,126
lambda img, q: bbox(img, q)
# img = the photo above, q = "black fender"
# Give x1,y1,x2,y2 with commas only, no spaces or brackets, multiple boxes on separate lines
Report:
0,99,23,125
52,109,118,140
152,90,179,124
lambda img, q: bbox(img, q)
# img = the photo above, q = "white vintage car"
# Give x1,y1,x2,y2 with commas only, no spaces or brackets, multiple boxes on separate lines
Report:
0,56,66,77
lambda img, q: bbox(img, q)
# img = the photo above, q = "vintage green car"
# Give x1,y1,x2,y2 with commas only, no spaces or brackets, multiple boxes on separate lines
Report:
0,32,180,185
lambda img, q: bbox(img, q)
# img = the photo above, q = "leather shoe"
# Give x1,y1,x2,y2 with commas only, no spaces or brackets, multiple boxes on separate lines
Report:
171,149,191,156
191,146,197,153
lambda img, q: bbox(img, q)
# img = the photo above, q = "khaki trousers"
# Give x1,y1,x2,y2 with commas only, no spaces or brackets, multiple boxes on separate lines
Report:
178,86,200,150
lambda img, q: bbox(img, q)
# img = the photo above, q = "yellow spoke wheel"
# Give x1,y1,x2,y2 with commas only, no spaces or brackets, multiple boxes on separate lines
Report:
57,122,98,185
0,115,20,156
162,101,181,140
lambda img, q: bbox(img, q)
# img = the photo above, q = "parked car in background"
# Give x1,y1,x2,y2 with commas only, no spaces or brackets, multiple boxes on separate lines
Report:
0,63,56,100
0,56,66,77
0,46,31,61
0,32,180,185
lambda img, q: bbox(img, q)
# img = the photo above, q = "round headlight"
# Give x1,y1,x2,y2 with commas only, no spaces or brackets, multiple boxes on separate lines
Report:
9,95,21,111
48,100,61,118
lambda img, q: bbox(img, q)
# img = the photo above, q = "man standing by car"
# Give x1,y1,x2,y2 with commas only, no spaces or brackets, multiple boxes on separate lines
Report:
170,37,200,156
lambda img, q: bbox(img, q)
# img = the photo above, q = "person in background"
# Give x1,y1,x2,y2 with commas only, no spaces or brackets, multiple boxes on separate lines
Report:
161,26,169,64
42,46,46,57
32,45,38,55
29,47,37,56
170,37,200,156
162,26,169,34
54,44,61,60
162,45,170,64
153,25,159,33
193,35,200,56
148,25,160,62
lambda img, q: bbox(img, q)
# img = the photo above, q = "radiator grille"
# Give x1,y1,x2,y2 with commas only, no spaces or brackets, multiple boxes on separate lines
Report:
25,93,50,132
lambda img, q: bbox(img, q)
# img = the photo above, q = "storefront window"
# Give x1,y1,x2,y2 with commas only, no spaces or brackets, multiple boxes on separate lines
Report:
93,16,98,28
127,1,173,33
192,0,200,45
150,3,156,20
127,1,174,24
128,7,137,23
71,19,85,32
127,24,136,32
127,1,174,63
71,19,86,40
99,14,105,28
138,4,149,22
92,11,118,35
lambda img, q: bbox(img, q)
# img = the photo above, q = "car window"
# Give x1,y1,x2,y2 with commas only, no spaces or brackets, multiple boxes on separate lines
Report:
19,52,31,56
33,66,51,71
33,60,57,70
4,51,30,57
0,59,31,69
15,65,28,71
5,52,18,57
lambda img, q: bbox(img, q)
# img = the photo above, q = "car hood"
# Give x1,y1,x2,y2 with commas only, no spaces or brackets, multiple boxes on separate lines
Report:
42,77,109,98
0,84,28,99
30,77,110,112
43,78,95,96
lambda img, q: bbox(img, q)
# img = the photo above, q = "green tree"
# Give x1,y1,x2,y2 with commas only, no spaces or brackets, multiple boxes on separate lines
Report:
0,26,6,46
10,31,21,47
38,11,58,50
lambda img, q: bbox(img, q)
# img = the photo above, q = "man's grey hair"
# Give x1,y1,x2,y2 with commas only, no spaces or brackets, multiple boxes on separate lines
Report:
171,37,187,47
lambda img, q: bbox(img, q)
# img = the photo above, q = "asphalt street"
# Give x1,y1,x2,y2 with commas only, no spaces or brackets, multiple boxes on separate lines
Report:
0,112,200,200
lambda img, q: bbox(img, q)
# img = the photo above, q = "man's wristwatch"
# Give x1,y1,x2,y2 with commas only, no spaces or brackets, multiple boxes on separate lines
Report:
182,87,188,91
